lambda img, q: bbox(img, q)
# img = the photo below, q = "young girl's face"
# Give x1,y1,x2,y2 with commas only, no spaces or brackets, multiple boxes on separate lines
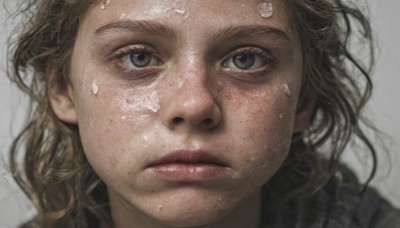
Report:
55,0,305,226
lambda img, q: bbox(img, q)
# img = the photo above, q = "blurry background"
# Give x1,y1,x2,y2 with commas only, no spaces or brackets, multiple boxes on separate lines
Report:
1,1,399,227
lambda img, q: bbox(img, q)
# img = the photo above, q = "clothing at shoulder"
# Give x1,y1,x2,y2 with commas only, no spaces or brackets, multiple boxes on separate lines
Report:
262,166,400,228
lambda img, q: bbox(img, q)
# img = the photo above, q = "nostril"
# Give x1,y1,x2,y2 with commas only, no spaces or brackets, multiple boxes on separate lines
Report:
203,118,214,126
172,117,184,125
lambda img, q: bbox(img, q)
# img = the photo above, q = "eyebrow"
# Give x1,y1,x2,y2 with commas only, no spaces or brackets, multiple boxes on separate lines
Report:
212,25,291,43
95,20,178,41
94,20,291,44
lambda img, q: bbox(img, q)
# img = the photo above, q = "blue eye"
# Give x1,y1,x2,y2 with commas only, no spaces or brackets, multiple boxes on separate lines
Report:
232,53,256,69
223,48,273,71
117,46,161,70
129,52,152,67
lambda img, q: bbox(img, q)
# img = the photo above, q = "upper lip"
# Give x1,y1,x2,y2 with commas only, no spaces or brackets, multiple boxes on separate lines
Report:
147,150,228,167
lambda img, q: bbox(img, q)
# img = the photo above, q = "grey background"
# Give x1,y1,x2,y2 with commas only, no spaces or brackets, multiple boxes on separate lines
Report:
0,1,399,227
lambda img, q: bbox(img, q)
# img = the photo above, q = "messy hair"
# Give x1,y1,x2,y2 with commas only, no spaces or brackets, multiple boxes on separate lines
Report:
7,0,375,227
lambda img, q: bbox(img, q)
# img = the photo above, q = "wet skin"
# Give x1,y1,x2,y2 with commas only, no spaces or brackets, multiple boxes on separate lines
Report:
50,0,308,227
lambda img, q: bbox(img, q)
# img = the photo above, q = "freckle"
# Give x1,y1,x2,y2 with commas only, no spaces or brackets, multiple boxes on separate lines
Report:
257,2,273,18
281,83,291,97
92,80,99,96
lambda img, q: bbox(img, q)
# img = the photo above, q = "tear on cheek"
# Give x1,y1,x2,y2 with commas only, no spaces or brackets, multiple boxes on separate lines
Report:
281,83,291,97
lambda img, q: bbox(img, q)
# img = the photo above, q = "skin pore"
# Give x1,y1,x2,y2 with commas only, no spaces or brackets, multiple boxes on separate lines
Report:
49,0,309,227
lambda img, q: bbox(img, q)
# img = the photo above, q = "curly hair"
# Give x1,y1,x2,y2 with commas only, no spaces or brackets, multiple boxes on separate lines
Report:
6,0,376,227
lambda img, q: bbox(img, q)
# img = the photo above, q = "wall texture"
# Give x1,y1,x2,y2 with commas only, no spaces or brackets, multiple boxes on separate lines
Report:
0,1,399,227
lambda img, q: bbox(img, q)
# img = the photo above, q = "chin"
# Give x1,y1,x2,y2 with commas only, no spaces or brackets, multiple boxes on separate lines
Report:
151,207,229,227
140,190,236,227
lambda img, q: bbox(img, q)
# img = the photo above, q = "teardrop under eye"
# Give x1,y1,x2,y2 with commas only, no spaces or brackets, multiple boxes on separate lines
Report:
232,53,256,69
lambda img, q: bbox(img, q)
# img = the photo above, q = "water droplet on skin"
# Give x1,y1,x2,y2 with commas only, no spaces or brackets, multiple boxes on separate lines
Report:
281,83,291,97
158,205,164,211
143,135,149,141
262,163,267,168
121,116,126,120
250,157,255,162
257,2,273,18
100,0,111,10
177,80,184,89
92,80,99,96
279,114,284,119
174,8,186,15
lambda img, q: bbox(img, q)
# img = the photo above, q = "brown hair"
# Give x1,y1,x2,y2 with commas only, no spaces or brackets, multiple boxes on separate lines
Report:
7,0,376,227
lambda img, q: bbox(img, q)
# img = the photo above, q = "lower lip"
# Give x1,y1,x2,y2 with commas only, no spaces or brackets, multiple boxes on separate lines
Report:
150,163,227,181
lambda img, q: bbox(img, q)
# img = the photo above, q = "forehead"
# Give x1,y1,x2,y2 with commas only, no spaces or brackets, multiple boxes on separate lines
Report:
82,0,295,36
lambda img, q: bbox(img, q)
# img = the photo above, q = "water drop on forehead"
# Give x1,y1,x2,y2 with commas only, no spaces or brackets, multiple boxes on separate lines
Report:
174,8,186,15
257,2,273,18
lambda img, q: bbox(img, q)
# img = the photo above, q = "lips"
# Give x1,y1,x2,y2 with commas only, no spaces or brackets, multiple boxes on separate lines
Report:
147,150,228,181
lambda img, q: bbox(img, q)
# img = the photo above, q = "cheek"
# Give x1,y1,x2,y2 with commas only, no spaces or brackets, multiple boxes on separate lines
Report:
74,82,160,175
223,82,297,182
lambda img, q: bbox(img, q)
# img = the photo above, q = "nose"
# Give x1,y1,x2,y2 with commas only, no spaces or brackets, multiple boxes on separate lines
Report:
160,64,222,132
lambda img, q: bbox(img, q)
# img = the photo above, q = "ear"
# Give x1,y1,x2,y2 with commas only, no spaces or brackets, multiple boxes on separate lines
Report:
48,73,78,124
293,92,316,133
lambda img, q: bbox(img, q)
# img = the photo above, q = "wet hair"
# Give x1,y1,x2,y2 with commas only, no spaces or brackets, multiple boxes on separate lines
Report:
6,0,376,227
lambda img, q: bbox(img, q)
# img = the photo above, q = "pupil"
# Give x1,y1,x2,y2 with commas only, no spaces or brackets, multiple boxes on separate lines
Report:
130,52,151,67
234,54,255,69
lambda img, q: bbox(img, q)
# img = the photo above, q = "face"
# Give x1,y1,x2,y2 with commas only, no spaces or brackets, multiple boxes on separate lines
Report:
56,0,304,227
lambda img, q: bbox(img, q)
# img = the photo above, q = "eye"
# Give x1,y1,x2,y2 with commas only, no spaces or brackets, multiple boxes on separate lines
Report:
116,45,161,70
231,53,256,69
129,51,152,67
222,47,274,71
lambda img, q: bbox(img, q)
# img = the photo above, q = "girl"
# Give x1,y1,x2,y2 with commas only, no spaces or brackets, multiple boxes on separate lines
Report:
6,0,400,227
